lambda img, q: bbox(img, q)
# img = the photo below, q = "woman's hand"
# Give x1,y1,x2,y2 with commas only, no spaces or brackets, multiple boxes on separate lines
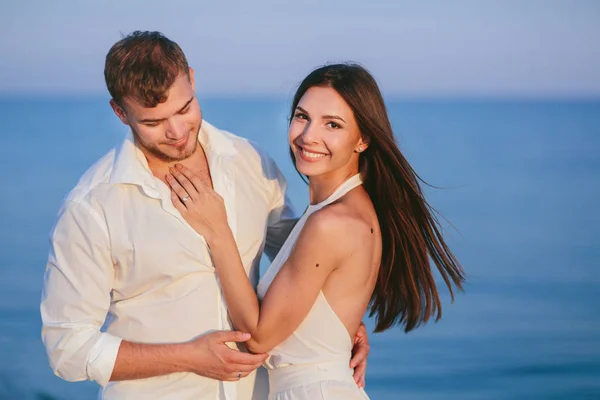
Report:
166,163,230,244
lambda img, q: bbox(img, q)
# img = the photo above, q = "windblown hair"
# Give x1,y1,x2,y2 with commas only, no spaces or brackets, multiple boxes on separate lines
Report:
104,31,189,107
289,63,466,332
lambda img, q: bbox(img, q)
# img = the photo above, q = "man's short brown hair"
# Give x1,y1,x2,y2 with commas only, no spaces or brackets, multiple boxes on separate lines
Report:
104,31,190,108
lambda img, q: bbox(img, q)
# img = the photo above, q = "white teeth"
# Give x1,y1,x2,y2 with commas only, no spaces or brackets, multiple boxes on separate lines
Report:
301,149,326,159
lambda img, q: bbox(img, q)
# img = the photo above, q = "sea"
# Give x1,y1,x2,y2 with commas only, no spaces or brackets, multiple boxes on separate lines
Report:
0,96,598,399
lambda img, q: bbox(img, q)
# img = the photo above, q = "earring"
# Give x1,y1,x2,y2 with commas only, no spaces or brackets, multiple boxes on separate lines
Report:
358,146,363,152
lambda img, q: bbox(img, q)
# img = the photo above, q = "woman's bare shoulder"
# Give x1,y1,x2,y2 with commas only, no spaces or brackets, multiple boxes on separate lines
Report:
301,199,376,257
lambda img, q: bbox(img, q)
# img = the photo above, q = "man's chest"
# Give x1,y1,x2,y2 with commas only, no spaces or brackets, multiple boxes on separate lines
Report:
102,183,272,294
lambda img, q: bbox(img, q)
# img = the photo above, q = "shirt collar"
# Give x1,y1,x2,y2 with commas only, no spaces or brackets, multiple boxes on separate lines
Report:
198,120,237,157
109,120,237,189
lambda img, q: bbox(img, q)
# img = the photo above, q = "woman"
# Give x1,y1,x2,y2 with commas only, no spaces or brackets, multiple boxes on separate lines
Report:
166,63,465,399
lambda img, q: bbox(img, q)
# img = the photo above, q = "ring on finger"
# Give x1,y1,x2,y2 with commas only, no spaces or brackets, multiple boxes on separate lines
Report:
181,195,190,202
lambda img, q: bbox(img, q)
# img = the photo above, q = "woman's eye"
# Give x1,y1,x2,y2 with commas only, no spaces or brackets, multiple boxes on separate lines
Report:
327,121,341,129
294,112,308,120
179,107,190,114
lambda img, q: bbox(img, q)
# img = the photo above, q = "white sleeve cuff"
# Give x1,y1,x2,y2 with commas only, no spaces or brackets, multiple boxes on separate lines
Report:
86,332,122,386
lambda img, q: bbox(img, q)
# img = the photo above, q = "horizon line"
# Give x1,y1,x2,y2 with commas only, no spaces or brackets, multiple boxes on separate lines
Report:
1,92,599,102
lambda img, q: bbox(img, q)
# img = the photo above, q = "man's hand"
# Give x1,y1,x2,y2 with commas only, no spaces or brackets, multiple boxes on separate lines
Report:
350,322,370,389
111,330,268,382
185,331,268,381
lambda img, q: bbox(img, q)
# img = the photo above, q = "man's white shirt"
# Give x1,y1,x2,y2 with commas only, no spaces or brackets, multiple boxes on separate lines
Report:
41,121,296,399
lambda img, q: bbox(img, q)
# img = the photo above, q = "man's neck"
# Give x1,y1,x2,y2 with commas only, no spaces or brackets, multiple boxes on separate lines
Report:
148,146,213,188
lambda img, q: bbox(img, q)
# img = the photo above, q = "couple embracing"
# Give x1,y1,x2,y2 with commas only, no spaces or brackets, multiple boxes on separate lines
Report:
41,31,464,400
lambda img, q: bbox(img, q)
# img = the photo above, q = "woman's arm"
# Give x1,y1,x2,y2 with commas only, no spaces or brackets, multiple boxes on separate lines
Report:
210,211,343,353
166,164,348,354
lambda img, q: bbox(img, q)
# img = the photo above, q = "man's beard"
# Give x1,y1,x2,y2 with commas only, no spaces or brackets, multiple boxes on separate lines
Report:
132,127,198,163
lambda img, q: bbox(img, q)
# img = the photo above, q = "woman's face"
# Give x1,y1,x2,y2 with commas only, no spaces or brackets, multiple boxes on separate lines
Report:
288,86,367,178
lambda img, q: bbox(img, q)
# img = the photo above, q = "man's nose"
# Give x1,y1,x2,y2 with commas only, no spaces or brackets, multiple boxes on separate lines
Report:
165,117,186,139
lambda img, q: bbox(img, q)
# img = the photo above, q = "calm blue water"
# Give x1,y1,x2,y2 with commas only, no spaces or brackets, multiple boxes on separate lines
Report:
0,96,598,399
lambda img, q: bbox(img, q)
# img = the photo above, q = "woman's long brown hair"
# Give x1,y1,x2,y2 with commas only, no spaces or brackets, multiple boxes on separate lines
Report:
289,63,466,333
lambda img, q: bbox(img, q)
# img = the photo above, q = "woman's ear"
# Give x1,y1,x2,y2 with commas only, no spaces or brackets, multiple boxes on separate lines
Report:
355,137,370,153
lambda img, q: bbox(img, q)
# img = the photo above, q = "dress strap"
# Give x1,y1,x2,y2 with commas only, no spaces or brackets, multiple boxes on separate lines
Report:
307,174,363,212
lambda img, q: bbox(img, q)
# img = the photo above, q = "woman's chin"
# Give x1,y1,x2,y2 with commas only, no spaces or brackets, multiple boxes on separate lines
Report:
295,163,319,177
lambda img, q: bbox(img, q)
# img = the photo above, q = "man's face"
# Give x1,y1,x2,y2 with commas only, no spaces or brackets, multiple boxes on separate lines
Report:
111,70,203,165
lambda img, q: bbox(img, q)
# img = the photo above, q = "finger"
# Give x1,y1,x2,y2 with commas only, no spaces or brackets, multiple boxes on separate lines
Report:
352,361,366,384
213,330,251,343
166,174,192,204
222,370,251,381
358,323,369,344
354,322,367,344
170,187,186,212
225,348,269,365
169,167,199,199
175,163,207,192
228,361,264,373
352,362,365,381
349,345,368,369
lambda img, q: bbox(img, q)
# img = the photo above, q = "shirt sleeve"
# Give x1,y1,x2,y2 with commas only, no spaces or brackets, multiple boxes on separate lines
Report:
263,157,298,261
40,199,122,386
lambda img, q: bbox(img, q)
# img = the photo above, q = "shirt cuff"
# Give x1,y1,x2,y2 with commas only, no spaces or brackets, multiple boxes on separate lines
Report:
86,332,122,386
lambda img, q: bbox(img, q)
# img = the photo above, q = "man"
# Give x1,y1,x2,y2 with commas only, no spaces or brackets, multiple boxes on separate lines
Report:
41,31,369,400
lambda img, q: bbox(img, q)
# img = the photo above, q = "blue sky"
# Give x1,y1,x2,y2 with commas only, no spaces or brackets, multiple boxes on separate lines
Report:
1,0,599,97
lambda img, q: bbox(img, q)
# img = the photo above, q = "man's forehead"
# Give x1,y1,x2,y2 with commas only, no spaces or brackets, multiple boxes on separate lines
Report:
122,75,193,114
122,94,172,116
124,97,165,112
125,94,195,122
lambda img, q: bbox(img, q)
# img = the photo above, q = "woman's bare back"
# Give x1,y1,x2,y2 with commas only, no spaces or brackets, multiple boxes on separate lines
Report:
318,185,382,339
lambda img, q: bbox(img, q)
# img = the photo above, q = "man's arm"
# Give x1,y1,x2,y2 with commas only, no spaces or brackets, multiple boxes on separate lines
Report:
41,200,265,385
111,331,266,382
262,154,298,261
41,200,121,385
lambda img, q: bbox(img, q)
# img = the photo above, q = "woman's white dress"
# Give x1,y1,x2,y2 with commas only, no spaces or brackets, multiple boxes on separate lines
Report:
257,174,370,400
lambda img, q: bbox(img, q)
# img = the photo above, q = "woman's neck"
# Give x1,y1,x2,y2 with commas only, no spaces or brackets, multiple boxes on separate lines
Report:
308,167,359,205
